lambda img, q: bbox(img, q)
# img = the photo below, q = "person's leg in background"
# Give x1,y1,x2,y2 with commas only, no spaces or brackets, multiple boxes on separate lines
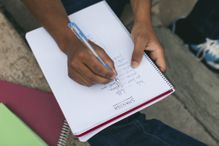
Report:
188,0,219,40
172,0,219,44
170,0,219,71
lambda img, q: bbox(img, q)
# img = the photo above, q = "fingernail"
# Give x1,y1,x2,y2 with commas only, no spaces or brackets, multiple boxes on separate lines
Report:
112,69,118,76
106,74,115,80
110,75,116,80
131,61,139,68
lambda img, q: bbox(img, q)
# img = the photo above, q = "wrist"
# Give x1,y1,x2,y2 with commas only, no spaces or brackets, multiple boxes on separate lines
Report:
133,15,154,35
131,0,152,31
132,21,159,44
53,27,79,54
133,20,154,34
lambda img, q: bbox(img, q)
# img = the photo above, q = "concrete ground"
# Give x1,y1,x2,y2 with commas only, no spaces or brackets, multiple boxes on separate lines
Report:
0,0,219,146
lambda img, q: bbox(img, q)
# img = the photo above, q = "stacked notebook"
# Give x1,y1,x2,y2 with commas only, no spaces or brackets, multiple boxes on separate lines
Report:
0,103,47,146
0,80,70,146
26,1,175,142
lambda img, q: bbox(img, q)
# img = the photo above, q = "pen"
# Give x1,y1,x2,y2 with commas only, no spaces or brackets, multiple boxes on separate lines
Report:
68,22,120,85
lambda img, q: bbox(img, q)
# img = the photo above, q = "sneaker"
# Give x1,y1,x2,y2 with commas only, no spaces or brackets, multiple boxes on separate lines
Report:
190,38,219,71
169,19,219,72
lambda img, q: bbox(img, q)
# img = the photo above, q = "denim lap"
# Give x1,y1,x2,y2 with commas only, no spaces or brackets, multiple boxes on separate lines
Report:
88,113,207,146
89,113,167,146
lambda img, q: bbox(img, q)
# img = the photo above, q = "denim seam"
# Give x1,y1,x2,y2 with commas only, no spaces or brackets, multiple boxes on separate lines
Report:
135,120,171,146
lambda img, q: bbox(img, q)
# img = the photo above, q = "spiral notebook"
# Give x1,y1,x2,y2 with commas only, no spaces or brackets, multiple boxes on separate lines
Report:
0,80,71,146
26,1,175,142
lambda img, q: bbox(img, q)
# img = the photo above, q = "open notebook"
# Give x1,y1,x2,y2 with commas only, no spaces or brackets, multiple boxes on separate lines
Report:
26,1,174,142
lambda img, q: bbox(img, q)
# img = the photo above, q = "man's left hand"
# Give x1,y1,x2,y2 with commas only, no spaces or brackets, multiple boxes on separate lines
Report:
131,22,167,72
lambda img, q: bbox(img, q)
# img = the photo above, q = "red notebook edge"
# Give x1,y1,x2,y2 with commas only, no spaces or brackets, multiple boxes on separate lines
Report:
0,80,67,146
0,80,174,141
74,89,174,137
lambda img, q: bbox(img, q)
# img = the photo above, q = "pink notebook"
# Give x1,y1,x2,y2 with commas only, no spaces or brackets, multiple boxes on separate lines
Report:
0,80,71,146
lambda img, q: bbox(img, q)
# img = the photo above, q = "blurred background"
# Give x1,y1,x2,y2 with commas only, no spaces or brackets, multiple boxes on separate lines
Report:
0,0,218,146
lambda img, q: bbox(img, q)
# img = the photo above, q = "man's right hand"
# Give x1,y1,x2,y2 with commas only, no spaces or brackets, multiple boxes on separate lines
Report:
22,0,116,86
56,30,116,86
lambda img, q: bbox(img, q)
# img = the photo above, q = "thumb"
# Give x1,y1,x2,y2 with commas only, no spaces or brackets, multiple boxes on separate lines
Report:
131,38,147,68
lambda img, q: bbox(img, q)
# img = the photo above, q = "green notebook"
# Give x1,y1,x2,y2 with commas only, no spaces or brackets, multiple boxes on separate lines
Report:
0,103,48,146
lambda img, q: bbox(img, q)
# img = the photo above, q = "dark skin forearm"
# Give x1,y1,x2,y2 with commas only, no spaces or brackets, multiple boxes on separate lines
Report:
130,0,166,71
22,0,116,86
131,0,152,29
22,0,165,85
22,0,76,53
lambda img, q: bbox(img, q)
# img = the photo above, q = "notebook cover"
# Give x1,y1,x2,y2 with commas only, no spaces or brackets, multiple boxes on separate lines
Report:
0,103,47,146
0,80,67,146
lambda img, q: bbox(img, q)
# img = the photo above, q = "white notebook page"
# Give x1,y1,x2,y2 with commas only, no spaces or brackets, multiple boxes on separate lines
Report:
26,1,174,141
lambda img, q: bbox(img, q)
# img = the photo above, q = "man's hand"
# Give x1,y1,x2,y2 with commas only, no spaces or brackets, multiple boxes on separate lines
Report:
58,31,116,86
131,22,167,72
22,0,117,86
130,0,167,72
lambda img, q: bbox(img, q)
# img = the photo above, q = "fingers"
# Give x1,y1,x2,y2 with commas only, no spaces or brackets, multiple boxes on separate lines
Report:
68,68,92,86
132,37,167,72
84,42,116,79
67,41,116,86
96,45,117,74
131,21,167,72
80,63,112,84
68,62,112,86
148,45,167,72
131,35,148,68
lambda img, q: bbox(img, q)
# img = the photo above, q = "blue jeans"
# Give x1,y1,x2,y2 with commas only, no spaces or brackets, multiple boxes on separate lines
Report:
186,0,219,40
61,1,208,145
88,113,207,146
